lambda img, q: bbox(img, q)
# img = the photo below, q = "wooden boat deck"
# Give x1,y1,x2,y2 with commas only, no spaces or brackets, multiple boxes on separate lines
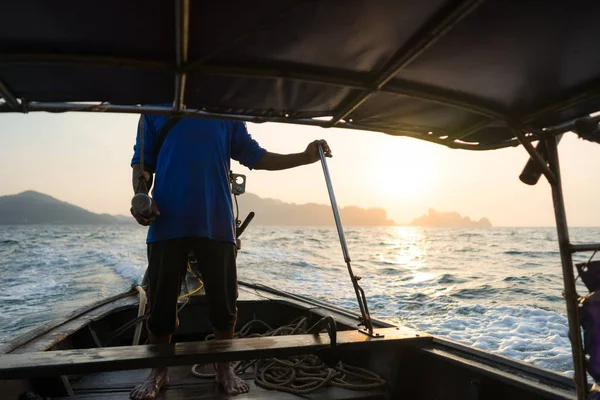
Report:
59,366,386,399
0,327,426,378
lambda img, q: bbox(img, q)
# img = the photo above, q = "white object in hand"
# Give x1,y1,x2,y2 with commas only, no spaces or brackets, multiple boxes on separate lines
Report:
131,193,153,218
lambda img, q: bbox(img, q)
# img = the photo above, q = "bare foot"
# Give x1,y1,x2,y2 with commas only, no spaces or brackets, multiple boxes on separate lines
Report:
215,363,250,395
130,367,169,399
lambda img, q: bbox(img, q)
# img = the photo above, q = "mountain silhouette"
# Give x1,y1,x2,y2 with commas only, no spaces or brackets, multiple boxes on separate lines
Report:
0,191,118,224
410,208,492,227
1,191,492,227
0,191,395,226
236,193,394,226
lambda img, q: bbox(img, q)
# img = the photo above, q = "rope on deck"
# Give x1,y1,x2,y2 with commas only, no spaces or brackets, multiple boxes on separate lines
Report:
191,317,386,394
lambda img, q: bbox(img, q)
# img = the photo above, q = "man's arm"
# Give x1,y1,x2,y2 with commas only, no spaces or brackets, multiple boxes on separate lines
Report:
132,164,154,194
254,139,332,171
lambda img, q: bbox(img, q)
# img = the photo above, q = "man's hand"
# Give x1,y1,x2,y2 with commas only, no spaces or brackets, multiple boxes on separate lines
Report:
254,139,332,171
130,200,161,226
304,139,332,163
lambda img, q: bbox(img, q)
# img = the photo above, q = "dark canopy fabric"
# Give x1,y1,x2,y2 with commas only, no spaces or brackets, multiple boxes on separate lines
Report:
1,0,600,150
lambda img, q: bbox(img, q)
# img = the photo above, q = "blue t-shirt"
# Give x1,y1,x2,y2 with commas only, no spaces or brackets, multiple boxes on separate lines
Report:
131,115,265,244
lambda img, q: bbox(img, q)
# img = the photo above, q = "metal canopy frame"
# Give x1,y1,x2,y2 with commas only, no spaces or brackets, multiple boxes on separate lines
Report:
4,0,592,151
544,134,587,400
515,113,600,400
0,79,19,110
1,100,526,152
1,1,598,152
0,55,509,120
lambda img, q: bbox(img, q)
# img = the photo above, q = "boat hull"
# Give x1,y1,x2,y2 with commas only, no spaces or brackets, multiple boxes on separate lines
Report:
0,282,577,399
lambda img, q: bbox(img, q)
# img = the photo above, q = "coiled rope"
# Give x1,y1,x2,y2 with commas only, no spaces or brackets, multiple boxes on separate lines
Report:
106,265,203,346
191,317,386,394
179,263,204,300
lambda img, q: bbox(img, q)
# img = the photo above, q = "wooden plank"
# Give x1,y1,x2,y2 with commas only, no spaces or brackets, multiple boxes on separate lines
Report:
72,366,225,391
61,376,385,400
0,327,428,379
73,366,248,394
69,363,385,399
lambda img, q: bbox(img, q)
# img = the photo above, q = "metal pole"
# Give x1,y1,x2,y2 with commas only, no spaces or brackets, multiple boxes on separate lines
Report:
0,101,524,150
0,80,20,110
174,0,190,111
571,243,600,254
318,145,350,263
543,114,600,136
318,145,375,334
546,134,588,399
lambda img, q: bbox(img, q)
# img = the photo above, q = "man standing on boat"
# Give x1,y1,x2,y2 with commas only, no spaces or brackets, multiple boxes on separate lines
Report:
129,113,332,399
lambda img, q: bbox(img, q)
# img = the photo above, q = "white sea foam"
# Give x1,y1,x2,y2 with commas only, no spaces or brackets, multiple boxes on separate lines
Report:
404,303,572,373
112,261,146,284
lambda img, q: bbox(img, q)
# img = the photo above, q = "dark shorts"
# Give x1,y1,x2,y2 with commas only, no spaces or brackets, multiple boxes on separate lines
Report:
145,237,238,337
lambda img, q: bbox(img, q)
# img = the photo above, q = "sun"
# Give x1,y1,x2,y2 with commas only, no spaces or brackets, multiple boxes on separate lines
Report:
367,142,438,200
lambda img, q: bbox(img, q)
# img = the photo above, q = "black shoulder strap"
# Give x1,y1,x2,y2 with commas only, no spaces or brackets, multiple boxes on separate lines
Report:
154,117,181,160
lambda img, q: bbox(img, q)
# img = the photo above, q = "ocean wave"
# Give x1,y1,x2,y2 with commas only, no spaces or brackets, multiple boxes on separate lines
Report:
540,294,564,303
374,259,404,266
452,285,496,299
112,261,146,284
290,261,317,269
454,246,480,253
378,267,401,275
503,275,531,283
504,250,560,258
438,273,460,284
305,238,322,243
457,233,484,238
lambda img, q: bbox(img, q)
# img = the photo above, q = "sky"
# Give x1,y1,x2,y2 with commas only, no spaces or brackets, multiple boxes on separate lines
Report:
0,111,599,226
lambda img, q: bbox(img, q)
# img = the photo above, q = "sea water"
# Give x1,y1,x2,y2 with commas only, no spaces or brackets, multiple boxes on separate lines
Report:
1,225,597,375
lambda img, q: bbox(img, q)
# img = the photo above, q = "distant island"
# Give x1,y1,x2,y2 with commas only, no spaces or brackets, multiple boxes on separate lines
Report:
237,193,395,226
0,191,395,226
410,208,492,227
0,191,122,225
0,191,489,227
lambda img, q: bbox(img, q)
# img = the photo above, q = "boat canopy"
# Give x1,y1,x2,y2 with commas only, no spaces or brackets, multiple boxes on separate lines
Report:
1,0,600,150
